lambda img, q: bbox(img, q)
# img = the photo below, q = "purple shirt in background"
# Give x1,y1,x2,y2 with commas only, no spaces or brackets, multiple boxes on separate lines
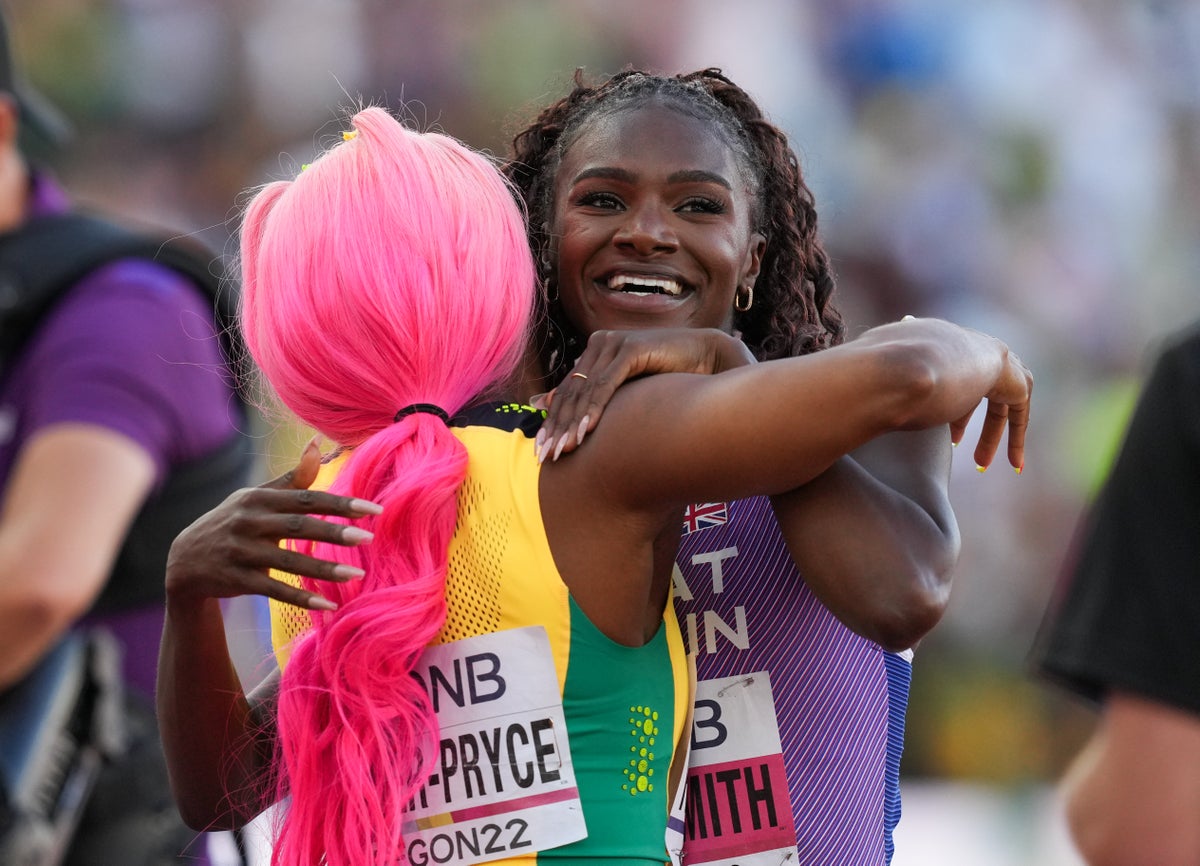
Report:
674,495,911,866
0,173,239,696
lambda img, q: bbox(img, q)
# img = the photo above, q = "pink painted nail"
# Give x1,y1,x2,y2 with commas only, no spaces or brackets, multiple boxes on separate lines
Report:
341,527,374,545
349,498,383,516
552,432,570,462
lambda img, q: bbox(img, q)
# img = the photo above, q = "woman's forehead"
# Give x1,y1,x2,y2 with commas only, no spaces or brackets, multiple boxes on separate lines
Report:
560,103,745,185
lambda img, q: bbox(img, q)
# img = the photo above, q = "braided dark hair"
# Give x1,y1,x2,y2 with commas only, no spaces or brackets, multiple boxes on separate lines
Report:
505,67,845,383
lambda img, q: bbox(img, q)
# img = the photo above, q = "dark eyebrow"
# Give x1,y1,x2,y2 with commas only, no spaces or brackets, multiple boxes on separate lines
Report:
570,167,636,185
667,169,733,190
570,166,733,190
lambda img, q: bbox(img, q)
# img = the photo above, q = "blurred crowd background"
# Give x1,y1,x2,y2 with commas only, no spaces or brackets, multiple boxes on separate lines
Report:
11,0,1199,861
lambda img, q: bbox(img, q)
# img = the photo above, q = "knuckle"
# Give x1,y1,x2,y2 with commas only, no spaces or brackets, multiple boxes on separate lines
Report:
277,548,298,573
232,487,258,507
226,509,253,535
285,513,306,534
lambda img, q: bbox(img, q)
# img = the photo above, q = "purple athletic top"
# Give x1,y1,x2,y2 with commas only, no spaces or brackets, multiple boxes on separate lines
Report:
0,173,239,696
674,495,911,866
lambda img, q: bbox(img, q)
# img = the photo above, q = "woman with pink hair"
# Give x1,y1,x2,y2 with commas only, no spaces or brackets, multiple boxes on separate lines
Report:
158,105,1031,865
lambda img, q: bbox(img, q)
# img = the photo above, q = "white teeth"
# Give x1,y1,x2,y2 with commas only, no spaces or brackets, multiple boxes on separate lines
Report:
607,274,682,296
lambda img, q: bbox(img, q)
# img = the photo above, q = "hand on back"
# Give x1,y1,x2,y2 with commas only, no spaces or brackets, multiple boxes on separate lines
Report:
163,438,382,611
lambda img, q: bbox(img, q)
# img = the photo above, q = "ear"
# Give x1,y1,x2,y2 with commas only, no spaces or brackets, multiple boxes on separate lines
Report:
742,230,767,288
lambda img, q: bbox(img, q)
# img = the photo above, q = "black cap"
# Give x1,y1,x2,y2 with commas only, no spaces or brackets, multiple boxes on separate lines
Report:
0,7,72,147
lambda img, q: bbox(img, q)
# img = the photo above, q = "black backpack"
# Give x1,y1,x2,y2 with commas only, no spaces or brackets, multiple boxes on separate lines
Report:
0,211,256,612
0,213,257,864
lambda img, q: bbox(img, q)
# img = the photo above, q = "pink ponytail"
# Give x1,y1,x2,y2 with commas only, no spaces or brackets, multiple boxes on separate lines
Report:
238,106,534,865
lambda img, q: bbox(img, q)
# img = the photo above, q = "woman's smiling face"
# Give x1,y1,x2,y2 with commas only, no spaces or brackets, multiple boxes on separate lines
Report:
549,101,765,338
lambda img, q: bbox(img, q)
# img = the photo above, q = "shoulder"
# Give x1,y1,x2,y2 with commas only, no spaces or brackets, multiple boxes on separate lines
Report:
75,257,215,313
37,259,221,361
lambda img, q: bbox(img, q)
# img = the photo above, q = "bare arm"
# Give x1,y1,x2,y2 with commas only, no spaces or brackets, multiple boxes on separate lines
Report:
539,318,1030,643
1061,692,1200,866
542,326,962,650
157,441,382,829
0,424,155,688
770,427,958,651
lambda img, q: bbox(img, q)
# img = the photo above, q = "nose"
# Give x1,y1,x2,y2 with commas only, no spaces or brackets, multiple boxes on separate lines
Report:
612,202,677,256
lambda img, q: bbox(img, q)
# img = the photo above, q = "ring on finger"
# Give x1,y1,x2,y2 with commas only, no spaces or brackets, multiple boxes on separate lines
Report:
570,372,588,381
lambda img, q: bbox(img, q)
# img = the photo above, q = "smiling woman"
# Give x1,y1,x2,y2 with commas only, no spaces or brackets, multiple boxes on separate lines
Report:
549,101,765,337
511,69,844,385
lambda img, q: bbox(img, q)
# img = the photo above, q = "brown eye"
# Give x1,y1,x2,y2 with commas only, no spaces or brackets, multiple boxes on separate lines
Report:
576,192,624,210
678,197,725,215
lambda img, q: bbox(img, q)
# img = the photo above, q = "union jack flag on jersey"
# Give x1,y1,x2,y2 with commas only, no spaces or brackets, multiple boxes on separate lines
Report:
682,502,728,535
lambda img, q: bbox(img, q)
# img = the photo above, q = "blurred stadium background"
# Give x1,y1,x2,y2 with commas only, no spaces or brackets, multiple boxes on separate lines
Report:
12,1,1200,862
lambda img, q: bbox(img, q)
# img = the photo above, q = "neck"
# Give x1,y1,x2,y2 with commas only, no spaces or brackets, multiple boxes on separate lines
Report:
513,346,550,403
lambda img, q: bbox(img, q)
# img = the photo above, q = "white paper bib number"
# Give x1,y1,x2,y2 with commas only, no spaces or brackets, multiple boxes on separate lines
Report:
684,672,798,865
403,626,586,865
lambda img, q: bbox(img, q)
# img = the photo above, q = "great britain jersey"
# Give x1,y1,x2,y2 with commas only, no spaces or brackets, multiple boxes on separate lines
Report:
673,496,911,866
271,403,690,865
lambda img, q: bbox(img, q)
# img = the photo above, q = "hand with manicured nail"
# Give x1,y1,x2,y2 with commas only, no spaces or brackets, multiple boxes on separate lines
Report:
164,437,383,612
536,328,755,463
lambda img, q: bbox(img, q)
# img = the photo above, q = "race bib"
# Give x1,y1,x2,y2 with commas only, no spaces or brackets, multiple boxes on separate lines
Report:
685,672,798,865
403,626,586,865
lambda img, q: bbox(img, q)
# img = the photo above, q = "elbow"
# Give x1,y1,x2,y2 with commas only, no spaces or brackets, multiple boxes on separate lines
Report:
1065,800,1137,866
2,583,91,647
869,574,950,652
175,800,222,833
1065,794,1200,866
172,786,256,833
1059,745,1200,866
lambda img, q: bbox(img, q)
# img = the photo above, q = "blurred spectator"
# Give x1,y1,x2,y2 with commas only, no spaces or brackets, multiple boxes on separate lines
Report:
1034,321,1200,866
0,5,252,863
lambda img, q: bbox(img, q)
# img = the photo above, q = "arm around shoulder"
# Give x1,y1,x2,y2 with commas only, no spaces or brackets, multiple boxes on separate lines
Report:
574,317,1030,512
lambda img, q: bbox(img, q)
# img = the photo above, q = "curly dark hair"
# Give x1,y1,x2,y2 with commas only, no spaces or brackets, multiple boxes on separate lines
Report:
505,67,845,384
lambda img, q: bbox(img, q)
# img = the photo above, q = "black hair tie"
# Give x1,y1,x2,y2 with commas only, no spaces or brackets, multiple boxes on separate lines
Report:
393,403,450,424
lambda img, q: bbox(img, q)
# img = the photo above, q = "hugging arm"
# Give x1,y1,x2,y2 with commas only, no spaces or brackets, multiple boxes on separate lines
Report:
564,317,1031,525
156,440,381,829
541,323,1028,649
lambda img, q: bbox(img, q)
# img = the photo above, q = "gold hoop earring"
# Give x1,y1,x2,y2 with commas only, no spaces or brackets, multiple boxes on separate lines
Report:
734,284,753,312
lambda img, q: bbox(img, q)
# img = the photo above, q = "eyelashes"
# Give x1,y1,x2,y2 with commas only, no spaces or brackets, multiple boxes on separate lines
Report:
571,190,728,215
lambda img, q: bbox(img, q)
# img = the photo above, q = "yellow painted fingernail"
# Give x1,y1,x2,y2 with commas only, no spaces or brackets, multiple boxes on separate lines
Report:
342,130,358,141
1014,465,1024,476
976,464,987,473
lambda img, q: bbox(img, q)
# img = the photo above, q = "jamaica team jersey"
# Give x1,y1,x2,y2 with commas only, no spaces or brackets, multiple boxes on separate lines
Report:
271,403,690,864
674,497,911,866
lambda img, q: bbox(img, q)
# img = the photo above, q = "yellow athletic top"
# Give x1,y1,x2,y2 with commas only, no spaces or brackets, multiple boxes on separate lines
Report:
269,402,689,864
